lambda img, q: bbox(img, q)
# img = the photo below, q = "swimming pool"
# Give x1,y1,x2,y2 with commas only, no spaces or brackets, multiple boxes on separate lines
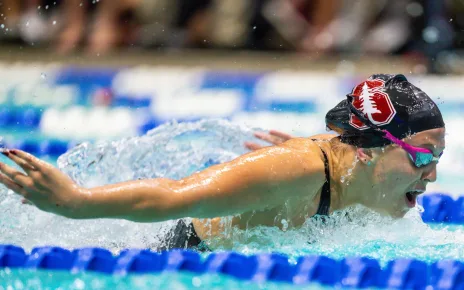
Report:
1,119,464,289
1,65,464,289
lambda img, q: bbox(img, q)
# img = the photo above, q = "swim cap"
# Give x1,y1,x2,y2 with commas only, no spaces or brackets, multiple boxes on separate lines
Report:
325,74,445,148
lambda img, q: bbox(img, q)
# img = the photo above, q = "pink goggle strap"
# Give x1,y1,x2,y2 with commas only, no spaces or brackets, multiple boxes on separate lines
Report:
382,130,431,160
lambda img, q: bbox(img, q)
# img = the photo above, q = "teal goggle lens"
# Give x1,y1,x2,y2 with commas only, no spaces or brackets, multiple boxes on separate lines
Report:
409,152,442,167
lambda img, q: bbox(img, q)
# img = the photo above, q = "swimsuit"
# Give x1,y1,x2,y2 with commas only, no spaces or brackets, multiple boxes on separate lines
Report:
315,148,331,216
160,146,331,252
158,219,206,251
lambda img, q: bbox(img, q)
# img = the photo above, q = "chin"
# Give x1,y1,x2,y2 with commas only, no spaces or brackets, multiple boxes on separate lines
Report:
376,207,408,219
391,208,409,218
370,208,403,219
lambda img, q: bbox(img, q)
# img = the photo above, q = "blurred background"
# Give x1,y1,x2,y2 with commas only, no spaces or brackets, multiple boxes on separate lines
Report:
0,0,463,194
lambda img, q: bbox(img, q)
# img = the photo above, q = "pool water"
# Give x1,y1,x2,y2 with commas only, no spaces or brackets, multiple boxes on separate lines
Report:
1,119,464,289
0,269,330,290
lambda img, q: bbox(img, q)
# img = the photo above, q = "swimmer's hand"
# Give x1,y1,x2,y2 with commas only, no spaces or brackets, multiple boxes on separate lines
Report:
0,149,85,217
244,130,293,151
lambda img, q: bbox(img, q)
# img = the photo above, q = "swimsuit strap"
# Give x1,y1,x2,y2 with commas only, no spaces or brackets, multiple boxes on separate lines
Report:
315,148,331,216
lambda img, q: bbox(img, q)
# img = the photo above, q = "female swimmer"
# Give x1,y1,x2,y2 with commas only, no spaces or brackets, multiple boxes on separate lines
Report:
0,74,445,250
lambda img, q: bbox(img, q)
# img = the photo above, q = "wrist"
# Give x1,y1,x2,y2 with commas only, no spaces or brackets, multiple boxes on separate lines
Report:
63,186,93,219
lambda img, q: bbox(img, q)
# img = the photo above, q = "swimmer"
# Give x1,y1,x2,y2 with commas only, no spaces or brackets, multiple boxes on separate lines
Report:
0,74,445,250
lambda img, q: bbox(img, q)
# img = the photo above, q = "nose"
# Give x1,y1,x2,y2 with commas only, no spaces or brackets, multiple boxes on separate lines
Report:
421,162,437,183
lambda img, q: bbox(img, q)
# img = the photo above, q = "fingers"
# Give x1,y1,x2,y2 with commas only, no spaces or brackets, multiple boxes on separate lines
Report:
2,151,36,173
0,173,26,195
254,131,286,145
0,162,31,187
7,149,46,172
269,130,293,141
244,142,264,151
246,130,293,151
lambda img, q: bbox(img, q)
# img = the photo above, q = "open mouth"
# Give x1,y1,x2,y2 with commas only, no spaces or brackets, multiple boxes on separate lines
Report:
405,190,423,208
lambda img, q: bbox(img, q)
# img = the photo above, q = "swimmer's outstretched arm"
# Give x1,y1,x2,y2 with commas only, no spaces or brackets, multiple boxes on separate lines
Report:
0,142,325,222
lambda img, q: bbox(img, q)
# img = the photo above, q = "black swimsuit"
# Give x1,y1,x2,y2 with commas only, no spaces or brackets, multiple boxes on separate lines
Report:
315,148,331,216
158,219,205,251
161,146,332,251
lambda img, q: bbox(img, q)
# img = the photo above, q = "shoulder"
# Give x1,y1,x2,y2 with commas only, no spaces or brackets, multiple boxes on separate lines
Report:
280,136,329,156
274,138,328,184
206,138,328,193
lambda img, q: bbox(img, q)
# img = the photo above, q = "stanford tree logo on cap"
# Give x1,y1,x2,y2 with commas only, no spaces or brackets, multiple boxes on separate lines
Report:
349,79,397,130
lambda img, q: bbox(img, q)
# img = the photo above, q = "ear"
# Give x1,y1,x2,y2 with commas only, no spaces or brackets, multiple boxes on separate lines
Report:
356,148,373,165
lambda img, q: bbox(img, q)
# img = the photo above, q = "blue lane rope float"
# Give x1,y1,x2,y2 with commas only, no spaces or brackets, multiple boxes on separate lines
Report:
1,245,464,289
0,108,43,128
1,139,70,157
419,194,464,224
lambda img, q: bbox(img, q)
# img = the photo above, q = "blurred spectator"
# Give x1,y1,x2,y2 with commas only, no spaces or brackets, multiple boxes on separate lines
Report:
260,0,427,55
21,0,58,43
57,0,214,54
450,0,464,49
259,0,340,53
56,0,135,54
0,0,462,73
0,0,21,36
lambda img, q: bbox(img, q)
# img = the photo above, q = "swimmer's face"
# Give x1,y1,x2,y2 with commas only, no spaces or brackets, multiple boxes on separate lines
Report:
366,128,446,218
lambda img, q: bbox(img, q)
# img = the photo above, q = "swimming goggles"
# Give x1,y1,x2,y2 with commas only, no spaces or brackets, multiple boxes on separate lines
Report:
347,101,442,168
382,130,442,167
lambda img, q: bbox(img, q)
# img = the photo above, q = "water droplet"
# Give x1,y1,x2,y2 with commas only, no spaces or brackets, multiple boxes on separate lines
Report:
341,176,345,183
253,26,257,30
416,203,424,213
52,21,56,25
0,24,4,29
26,21,29,26
45,5,49,9
80,2,83,6
41,73,46,79
281,219,288,231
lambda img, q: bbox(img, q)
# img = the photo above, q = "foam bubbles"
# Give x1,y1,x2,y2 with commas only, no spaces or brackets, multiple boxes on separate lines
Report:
209,205,464,264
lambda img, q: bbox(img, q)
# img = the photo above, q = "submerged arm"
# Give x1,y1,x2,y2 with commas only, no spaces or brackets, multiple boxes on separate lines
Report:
0,141,325,222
